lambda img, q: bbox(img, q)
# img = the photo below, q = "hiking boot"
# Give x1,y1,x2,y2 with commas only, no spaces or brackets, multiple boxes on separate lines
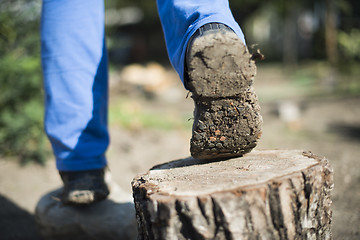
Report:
59,168,110,205
185,23,262,160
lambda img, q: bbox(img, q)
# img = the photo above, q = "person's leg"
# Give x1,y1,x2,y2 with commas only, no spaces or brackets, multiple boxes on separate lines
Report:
157,0,262,159
156,0,245,83
41,0,109,204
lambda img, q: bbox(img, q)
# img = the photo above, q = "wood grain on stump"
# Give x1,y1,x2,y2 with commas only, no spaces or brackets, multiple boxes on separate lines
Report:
132,150,333,240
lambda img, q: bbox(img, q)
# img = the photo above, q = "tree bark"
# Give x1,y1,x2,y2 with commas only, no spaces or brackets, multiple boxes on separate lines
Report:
132,150,333,240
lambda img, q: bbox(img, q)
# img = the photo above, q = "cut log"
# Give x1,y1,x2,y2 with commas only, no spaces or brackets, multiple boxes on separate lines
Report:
132,150,333,240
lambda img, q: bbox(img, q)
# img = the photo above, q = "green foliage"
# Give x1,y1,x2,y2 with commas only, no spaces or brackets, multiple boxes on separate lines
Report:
338,29,360,61
0,0,48,164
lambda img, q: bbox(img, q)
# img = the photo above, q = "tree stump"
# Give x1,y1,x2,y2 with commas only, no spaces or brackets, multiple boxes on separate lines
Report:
132,150,333,240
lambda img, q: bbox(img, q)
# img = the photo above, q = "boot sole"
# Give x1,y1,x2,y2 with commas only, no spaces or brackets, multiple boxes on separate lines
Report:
187,30,262,159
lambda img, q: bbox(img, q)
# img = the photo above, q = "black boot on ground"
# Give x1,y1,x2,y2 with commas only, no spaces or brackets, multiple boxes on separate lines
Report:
59,168,110,205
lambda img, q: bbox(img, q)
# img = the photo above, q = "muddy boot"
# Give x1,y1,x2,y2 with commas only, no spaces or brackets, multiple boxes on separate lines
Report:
59,168,110,205
186,23,262,160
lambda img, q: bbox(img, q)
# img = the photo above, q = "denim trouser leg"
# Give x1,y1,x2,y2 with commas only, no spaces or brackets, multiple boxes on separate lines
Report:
157,0,245,83
41,0,108,171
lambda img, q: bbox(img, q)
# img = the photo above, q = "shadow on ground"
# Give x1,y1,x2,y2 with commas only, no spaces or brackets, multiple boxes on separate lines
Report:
328,123,360,141
0,194,42,240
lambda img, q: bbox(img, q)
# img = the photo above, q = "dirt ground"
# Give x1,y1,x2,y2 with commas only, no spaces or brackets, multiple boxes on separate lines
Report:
0,64,359,239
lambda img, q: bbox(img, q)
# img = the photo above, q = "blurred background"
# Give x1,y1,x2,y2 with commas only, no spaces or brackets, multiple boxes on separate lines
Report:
0,0,359,239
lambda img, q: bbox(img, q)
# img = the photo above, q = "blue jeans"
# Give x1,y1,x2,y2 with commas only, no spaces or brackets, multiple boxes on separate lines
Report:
41,0,245,171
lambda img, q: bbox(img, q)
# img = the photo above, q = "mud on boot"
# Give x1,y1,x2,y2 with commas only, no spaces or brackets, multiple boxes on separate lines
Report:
186,23,262,160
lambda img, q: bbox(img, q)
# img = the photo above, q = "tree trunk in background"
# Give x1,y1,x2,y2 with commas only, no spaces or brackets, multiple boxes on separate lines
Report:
282,0,298,67
325,0,338,65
